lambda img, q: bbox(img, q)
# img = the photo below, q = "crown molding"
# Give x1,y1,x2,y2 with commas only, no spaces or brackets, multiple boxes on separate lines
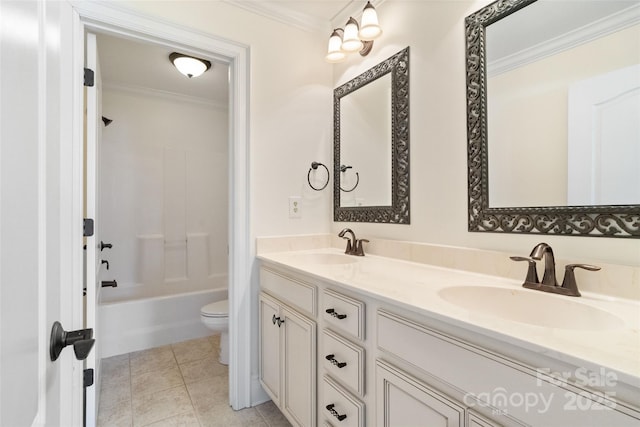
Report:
488,3,640,77
331,0,385,30
223,0,386,34
103,82,228,110
223,0,330,33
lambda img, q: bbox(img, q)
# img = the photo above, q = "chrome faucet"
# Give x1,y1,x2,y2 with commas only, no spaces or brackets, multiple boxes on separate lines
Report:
338,228,368,256
510,243,600,297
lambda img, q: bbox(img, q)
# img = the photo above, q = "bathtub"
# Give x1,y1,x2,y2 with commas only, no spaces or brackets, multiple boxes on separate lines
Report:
98,276,227,358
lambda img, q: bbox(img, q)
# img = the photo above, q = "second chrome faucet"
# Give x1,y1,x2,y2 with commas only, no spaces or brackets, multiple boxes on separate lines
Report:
338,228,369,256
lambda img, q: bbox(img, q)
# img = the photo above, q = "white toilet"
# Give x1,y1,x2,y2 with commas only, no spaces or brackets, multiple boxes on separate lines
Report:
200,299,229,365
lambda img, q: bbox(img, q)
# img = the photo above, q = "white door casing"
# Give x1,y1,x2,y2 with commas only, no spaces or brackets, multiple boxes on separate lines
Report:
84,31,102,427
1,0,83,425
69,1,253,409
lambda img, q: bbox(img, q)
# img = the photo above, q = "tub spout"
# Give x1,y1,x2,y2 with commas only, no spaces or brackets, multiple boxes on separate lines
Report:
101,280,118,288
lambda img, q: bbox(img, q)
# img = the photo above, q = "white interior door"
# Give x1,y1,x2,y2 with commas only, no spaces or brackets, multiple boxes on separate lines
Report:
1,0,81,425
84,32,102,427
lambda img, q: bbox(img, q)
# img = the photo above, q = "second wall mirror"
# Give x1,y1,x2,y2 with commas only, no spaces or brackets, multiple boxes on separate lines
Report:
466,0,639,237
334,47,410,223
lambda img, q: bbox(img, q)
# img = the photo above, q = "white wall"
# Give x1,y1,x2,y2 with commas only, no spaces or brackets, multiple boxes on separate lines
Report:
100,88,228,287
331,0,640,267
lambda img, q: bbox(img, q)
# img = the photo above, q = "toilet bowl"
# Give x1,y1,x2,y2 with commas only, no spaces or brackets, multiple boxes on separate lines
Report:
200,299,229,365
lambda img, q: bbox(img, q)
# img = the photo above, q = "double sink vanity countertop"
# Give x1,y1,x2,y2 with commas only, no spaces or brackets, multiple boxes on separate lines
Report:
257,248,640,386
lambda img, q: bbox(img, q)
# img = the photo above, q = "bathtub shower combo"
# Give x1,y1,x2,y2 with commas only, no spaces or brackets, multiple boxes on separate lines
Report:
98,86,230,360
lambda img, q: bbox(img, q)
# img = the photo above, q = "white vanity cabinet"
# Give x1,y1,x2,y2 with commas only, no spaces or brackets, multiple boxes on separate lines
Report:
259,268,317,427
258,259,640,427
376,309,640,427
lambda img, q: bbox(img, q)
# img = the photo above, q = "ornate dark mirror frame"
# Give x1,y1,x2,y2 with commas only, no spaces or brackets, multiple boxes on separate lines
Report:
334,47,410,224
465,0,639,237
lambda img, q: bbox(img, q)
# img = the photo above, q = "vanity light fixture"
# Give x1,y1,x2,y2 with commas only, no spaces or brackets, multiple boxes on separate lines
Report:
169,52,212,78
325,1,382,63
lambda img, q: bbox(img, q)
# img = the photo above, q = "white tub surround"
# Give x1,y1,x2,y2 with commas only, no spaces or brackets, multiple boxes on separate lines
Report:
257,242,640,426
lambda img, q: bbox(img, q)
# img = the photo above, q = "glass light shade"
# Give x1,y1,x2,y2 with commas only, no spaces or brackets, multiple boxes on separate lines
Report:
325,30,346,63
359,2,382,41
341,17,363,52
171,55,209,78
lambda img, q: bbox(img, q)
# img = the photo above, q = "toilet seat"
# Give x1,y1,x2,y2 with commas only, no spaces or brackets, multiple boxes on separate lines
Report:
201,299,228,318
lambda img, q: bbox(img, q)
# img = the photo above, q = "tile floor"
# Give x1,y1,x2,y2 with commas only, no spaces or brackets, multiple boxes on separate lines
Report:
97,334,292,427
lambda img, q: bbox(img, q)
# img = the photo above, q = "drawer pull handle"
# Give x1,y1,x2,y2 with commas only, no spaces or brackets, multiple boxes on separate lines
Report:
272,315,285,327
326,308,347,320
326,404,347,421
325,354,347,368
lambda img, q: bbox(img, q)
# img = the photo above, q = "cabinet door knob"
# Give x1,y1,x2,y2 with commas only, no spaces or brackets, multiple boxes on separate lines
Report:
325,354,347,368
325,308,347,319
326,404,347,421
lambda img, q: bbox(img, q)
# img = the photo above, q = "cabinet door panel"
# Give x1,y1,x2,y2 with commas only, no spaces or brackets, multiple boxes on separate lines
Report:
259,294,281,405
282,306,317,427
376,360,463,427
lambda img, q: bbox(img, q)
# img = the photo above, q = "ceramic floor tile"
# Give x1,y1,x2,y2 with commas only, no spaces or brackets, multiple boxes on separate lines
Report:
102,354,131,385
100,373,132,409
185,376,229,413
172,336,215,365
97,398,132,427
179,354,227,385
143,410,201,427
130,345,177,377
255,401,292,427
131,364,184,397
132,385,193,427
197,403,267,427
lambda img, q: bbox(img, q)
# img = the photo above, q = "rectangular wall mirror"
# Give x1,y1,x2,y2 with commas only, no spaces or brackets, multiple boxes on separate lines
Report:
334,47,410,224
466,0,640,237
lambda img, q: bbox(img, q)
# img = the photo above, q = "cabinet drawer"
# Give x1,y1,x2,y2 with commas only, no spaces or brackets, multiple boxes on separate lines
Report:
322,376,365,427
322,329,365,397
323,289,364,340
261,267,316,316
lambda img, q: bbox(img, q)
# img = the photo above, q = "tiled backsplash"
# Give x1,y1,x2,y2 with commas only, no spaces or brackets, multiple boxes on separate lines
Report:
256,234,640,300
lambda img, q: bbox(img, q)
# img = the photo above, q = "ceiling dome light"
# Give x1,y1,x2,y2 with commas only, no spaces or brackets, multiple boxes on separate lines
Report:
341,17,364,52
169,52,212,78
359,2,382,41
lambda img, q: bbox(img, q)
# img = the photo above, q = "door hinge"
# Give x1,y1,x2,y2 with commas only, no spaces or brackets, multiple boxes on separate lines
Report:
83,218,94,237
83,369,94,388
84,68,95,87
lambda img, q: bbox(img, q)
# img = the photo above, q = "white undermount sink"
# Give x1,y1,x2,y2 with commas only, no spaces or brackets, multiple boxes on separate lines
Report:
438,286,627,331
288,252,358,265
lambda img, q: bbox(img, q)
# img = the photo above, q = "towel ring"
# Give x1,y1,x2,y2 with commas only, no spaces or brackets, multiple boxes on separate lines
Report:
308,161,329,191
340,165,360,192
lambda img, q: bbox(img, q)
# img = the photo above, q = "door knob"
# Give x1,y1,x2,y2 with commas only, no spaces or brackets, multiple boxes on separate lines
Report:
100,241,112,251
49,321,95,361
